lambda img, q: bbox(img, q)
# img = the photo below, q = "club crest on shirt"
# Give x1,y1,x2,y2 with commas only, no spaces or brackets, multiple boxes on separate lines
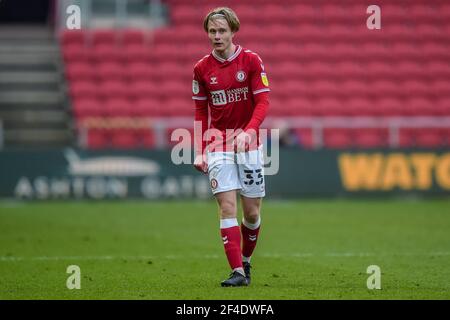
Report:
261,72,269,86
192,80,199,94
236,70,246,82
210,77,218,84
210,178,218,190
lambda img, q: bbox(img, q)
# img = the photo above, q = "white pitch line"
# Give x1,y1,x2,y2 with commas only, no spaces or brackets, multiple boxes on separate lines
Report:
1,252,449,262
0,255,155,262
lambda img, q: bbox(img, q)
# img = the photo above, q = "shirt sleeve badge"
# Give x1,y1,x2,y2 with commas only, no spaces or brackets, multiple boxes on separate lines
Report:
192,80,200,94
261,72,269,87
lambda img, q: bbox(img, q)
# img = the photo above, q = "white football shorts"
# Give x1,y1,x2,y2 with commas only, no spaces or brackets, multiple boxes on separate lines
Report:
207,145,266,198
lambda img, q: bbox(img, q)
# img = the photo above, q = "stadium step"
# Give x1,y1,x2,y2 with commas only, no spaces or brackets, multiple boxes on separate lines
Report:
0,110,69,130
0,91,63,106
0,25,72,149
3,128,72,147
0,71,62,90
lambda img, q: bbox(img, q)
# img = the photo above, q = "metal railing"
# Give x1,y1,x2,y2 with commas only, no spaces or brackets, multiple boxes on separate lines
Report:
76,116,450,150
263,116,450,149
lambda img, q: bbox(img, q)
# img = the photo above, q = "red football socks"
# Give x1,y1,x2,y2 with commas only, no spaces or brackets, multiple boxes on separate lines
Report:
220,219,243,270
241,217,261,262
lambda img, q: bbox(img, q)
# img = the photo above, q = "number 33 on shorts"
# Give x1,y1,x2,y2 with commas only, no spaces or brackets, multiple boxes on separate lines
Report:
207,147,265,198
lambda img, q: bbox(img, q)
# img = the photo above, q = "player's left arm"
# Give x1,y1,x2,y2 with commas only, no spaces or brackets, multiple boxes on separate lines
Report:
245,53,270,132
235,54,270,152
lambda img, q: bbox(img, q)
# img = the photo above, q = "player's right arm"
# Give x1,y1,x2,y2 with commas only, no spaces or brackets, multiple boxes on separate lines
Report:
192,63,208,174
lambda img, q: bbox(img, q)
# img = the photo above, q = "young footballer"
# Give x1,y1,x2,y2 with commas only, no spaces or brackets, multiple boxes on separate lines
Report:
192,7,270,286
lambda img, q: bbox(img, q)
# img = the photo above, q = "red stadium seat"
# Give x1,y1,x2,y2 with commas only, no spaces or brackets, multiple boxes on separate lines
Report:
432,80,450,97
422,42,450,61
91,29,117,47
314,98,344,116
293,25,325,42
399,128,415,148
410,5,442,23
87,128,109,149
442,3,450,19
396,61,426,80
354,129,388,148
321,4,349,23
121,29,148,46
291,4,316,22
361,43,391,61
135,126,156,148
160,81,190,99
153,62,191,81
274,62,302,79
302,61,334,80
416,24,445,42
335,61,366,79
425,61,450,81
232,5,254,20
91,45,123,63
96,62,125,81
126,62,154,81
61,30,85,46
325,24,358,43
436,98,450,116
288,98,314,116
391,42,423,61
72,98,104,118
376,98,404,116
134,98,162,116
111,128,139,149
62,44,90,63
340,80,370,98
123,45,154,63
165,97,192,116
401,80,430,98
311,80,340,98
129,81,162,100
415,129,444,148
275,80,310,99
371,80,402,98
104,98,133,117
98,80,130,100
65,62,96,81
323,128,352,149
405,97,434,116
70,81,98,100
366,61,398,80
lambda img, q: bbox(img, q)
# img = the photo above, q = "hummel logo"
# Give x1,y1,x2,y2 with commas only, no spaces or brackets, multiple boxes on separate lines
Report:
222,236,228,244
249,235,257,241
210,77,218,84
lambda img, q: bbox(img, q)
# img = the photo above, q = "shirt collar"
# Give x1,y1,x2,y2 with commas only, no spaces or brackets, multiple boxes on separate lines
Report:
212,45,242,63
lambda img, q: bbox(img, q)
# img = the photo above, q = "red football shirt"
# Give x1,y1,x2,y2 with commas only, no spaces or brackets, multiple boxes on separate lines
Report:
192,45,270,152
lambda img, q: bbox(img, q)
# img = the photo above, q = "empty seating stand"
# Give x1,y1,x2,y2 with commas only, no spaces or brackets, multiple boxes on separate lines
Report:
61,0,450,149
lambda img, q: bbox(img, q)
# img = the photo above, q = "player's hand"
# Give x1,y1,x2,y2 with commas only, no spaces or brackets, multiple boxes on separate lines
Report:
193,154,208,174
235,131,254,153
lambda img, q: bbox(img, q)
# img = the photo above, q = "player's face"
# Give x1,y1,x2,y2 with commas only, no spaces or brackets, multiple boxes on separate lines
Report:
207,18,234,53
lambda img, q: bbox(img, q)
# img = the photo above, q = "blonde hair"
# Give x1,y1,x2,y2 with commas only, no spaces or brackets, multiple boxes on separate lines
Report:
203,7,240,33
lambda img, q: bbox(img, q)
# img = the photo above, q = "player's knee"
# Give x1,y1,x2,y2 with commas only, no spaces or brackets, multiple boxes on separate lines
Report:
219,201,237,218
243,208,260,223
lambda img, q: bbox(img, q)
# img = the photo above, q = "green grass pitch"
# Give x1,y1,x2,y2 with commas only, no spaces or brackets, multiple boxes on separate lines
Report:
0,199,449,299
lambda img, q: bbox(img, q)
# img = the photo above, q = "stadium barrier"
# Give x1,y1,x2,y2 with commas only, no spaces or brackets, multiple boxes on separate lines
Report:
0,120,3,150
76,116,450,150
0,148,449,200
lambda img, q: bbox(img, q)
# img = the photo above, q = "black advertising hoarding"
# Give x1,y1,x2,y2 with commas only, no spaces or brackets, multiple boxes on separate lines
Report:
0,148,449,199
